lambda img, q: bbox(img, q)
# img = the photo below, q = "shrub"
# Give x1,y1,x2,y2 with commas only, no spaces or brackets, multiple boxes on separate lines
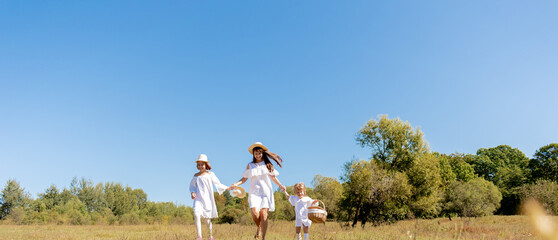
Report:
444,177,502,217
520,180,558,215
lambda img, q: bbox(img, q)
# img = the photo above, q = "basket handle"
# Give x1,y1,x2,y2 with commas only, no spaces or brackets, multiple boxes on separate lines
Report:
311,199,325,209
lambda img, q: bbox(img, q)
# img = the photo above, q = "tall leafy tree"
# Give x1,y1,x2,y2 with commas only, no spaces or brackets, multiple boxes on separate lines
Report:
0,180,31,219
339,160,411,227
356,115,441,218
356,115,428,171
529,143,558,182
312,175,343,219
469,145,529,214
38,185,62,210
437,153,476,186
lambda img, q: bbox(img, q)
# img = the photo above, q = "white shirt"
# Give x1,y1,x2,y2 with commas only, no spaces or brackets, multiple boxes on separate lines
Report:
189,171,228,218
289,195,314,227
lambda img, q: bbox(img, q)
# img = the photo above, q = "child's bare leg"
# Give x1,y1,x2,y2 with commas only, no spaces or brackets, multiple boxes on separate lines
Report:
303,225,309,240
295,226,301,234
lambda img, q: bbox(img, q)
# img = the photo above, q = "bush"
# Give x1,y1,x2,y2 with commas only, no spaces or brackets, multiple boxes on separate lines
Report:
444,178,502,217
520,180,558,215
219,207,244,224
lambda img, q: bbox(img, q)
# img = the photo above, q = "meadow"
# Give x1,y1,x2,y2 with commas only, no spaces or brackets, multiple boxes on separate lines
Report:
0,215,552,240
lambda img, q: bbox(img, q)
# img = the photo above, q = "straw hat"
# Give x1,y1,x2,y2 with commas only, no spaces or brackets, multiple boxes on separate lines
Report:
231,186,246,198
195,154,209,163
248,142,268,154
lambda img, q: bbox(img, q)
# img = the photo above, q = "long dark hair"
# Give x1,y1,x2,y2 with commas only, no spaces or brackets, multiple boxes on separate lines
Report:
252,147,283,173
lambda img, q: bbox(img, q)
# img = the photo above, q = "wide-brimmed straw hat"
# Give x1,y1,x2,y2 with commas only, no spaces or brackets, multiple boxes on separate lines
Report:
195,154,209,163
248,142,268,154
231,186,246,198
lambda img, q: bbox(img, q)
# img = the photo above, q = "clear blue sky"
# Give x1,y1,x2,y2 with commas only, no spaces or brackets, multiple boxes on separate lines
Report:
1,1,557,206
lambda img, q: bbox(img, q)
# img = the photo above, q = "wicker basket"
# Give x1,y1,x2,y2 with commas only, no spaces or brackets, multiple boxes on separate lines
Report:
308,200,327,224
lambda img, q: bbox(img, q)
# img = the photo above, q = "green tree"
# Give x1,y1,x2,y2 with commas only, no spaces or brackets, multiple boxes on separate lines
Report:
436,153,476,186
444,177,502,217
356,115,428,171
0,179,31,220
406,153,442,218
312,175,343,219
103,182,132,216
339,160,411,227
70,177,105,213
39,185,62,210
356,115,441,218
529,143,558,182
469,145,529,214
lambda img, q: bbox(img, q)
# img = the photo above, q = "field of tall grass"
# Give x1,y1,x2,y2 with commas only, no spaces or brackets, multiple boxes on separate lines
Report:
0,215,555,239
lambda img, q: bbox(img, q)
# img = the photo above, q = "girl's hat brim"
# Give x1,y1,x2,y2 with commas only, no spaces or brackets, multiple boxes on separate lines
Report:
248,142,268,154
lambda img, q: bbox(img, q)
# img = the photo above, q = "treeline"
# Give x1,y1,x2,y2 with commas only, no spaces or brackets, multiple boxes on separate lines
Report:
2,115,557,226
307,115,558,227
0,177,194,225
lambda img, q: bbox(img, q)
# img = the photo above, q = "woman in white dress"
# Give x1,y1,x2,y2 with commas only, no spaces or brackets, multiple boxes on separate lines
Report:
231,142,287,240
190,154,231,240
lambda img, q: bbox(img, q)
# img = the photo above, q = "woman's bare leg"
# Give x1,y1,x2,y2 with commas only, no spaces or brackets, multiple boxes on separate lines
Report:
250,208,261,238
259,208,269,239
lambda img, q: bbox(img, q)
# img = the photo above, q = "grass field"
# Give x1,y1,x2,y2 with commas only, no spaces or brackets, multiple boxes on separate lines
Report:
0,215,555,240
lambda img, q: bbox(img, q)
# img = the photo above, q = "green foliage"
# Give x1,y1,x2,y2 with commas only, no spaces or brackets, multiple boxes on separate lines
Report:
311,175,343,219
356,115,429,171
39,185,61,210
0,179,31,220
436,153,476,186
529,143,558,182
468,145,529,214
355,115,441,220
270,189,295,221
520,180,558,215
0,178,194,225
444,178,502,217
406,153,442,218
339,160,411,227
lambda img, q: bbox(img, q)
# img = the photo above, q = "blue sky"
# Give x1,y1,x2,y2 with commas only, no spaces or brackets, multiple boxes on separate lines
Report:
1,1,557,206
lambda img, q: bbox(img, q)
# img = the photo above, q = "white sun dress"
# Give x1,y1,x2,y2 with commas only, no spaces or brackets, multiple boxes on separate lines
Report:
289,196,314,227
189,171,228,218
242,161,279,211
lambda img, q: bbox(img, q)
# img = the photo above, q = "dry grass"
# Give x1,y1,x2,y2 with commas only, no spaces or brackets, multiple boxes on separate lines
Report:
0,215,556,240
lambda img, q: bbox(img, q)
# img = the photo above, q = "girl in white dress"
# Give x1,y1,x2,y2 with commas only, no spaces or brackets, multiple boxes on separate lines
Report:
284,182,315,240
231,142,286,240
189,154,230,240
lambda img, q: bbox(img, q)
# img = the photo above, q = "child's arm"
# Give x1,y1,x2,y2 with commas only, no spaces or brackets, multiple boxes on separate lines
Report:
283,188,290,197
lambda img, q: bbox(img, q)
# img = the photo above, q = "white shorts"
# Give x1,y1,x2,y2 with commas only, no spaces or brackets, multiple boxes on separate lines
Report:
248,193,271,210
295,217,311,227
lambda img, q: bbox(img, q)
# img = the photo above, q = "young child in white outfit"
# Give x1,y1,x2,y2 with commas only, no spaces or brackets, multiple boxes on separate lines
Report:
284,182,314,240
189,154,231,240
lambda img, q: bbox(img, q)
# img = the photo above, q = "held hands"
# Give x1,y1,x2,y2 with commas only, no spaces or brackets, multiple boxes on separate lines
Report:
279,184,287,193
